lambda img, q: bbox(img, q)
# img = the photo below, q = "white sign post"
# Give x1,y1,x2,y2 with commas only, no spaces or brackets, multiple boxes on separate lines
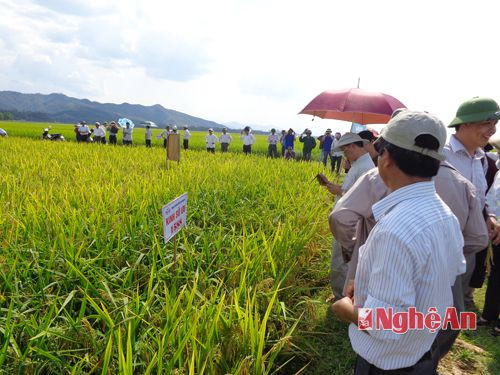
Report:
162,193,187,272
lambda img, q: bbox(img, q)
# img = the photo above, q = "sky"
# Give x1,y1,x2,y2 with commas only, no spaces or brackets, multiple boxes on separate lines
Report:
1,0,499,135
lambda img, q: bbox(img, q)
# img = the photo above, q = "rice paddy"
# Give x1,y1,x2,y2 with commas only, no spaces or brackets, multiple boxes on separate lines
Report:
0,128,334,374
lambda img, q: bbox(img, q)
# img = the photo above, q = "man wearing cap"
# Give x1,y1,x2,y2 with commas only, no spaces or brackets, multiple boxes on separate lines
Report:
444,97,500,306
332,111,466,374
330,132,343,173
219,128,232,153
331,118,487,361
205,128,218,153
299,129,316,161
317,132,375,299
108,121,119,145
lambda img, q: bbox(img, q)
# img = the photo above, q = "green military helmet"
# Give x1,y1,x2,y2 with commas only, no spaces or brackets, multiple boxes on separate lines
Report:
449,97,500,127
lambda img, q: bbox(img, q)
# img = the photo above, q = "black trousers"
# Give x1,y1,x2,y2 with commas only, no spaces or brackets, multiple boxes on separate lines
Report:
482,245,500,323
268,144,278,158
146,139,151,148
243,145,251,154
207,147,215,153
470,248,488,288
109,135,117,144
221,143,229,152
183,139,189,150
332,155,342,173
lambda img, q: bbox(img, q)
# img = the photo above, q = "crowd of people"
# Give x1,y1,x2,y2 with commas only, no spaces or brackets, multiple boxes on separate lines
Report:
313,97,499,374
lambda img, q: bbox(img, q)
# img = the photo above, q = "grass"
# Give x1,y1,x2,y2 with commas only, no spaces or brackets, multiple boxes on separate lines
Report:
0,125,497,374
0,134,335,374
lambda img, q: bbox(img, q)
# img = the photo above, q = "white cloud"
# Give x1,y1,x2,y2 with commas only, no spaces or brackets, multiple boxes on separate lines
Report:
0,0,499,133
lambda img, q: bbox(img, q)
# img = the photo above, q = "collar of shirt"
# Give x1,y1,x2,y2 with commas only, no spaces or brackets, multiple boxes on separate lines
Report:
449,135,485,160
372,181,435,221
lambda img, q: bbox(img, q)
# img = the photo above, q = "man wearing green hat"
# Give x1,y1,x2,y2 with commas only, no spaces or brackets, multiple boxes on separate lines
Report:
332,110,465,374
444,97,500,306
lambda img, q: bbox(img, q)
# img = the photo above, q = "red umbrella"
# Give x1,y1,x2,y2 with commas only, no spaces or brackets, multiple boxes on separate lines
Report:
299,88,406,125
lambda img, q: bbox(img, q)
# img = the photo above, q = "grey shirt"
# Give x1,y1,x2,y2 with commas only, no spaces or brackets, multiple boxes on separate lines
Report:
329,162,488,286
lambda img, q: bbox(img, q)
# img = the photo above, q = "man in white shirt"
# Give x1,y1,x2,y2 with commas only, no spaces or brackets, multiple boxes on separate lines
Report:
145,125,153,148
79,121,90,142
93,122,106,144
240,126,256,155
219,128,232,152
183,126,191,150
444,97,500,306
330,132,343,173
317,132,375,299
205,128,218,153
122,123,133,145
161,125,171,149
332,110,465,374
267,128,279,158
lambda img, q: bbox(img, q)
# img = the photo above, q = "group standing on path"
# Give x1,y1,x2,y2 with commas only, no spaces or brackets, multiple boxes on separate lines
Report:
319,97,500,374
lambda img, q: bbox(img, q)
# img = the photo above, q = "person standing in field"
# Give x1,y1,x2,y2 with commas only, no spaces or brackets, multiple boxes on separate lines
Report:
93,122,106,144
161,125,171,149
267,128,280,158
299,129,317,161
74,122,82,142
205,128,218,153
240,126,256,155
330,116,488,361
219,127,232,152
108,121,119,145
79,121,90,142
332,110,466,374
444,97,500,307
480,136,500,336
122,122,133,145
331,132,343,173
145,125,153,148
183,125,191,150
317,132,374,299
320,129,335,167
280,130,287,157
283,128,296,159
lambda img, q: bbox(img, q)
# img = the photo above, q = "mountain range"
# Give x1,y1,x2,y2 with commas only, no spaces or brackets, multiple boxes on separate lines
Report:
0,91,229,130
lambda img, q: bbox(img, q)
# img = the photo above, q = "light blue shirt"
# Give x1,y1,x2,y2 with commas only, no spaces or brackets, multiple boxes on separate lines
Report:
349,181,465,370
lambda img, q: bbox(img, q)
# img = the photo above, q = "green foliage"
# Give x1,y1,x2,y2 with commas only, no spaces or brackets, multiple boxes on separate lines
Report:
0,136,335,374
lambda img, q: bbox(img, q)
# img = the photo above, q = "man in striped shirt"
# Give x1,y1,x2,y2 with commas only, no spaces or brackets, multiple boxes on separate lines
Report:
332,110,466,373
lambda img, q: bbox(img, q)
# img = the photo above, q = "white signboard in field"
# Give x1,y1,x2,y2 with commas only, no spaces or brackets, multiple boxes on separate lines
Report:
162,193,187,243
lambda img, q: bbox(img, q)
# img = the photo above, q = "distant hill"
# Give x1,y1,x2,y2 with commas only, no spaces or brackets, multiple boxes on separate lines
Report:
0,91,226,130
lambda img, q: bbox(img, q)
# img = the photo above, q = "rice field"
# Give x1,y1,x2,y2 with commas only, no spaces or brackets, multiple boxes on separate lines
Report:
1,122,498,374
0,132,335,374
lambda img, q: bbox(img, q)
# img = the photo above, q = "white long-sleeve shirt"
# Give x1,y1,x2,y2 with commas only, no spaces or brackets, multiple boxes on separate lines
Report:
93,127,105,137
123,128,133,141
145,128,152,140
183,129,191,140
219,134,232,143
349,181,465,370
240,133,256,146
205,134,218,148
443,135,487,209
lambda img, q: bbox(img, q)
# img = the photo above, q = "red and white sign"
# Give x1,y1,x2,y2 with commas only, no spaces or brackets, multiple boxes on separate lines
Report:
162,193,187,243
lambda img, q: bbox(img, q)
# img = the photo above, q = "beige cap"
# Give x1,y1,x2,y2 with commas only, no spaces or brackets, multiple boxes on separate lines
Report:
378,110,446,161
331,132,369,152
